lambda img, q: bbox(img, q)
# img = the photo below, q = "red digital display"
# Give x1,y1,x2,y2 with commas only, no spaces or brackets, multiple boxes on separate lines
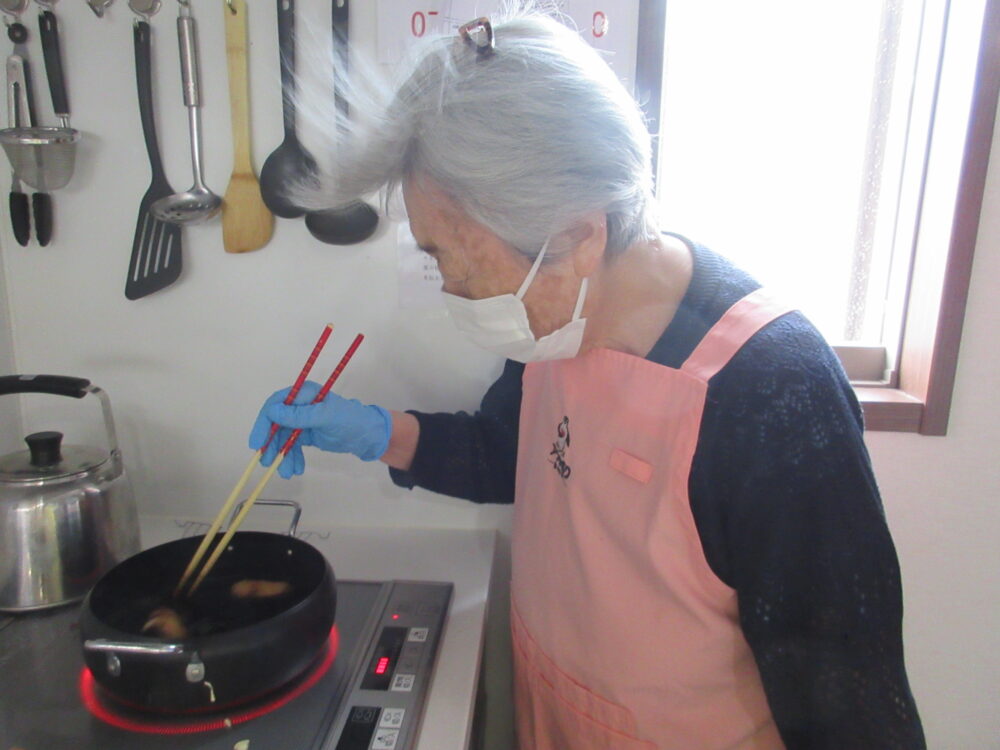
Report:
375,657,391,676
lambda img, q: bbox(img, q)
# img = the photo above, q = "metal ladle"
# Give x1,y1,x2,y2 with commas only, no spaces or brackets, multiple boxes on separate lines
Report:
151,0,220,225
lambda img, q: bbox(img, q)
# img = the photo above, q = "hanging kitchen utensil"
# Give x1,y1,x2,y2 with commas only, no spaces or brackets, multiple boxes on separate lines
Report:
0,8,77,195
0,374,140,613
38,7,72,130
2,36,51,244
5,51,29,244
221,0,272,253
125,18,182,299
151,0,221,225
259,0,315,219
303,0,378,246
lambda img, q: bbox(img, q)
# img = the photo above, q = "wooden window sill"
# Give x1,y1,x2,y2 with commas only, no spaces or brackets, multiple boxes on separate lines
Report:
856,387,925,433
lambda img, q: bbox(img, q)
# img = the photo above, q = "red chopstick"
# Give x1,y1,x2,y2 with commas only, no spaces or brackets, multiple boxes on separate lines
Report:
175,323,333,596
277,333,365,457
259,323,334,452
185,333,366,595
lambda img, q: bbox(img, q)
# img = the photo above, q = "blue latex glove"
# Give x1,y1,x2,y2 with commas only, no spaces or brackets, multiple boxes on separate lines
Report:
248,381,392,479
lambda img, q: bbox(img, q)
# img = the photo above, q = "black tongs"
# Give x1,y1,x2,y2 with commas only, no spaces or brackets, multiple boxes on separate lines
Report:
4,20,51,246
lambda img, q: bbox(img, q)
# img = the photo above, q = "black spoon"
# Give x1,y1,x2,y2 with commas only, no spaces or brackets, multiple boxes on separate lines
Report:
259,0,314,219
303,0,377,245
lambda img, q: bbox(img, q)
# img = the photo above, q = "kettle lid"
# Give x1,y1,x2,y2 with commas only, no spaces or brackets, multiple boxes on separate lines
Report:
0,431,109,482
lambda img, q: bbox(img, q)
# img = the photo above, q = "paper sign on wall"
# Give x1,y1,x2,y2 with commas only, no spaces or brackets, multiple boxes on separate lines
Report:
397,223,445,309
375,0,639,88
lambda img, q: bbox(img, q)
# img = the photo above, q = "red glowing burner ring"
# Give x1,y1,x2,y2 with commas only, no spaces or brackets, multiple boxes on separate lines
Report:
79,626,339,735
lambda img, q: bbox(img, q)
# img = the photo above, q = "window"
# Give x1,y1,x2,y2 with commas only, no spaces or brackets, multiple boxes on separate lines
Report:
635,0,1000,434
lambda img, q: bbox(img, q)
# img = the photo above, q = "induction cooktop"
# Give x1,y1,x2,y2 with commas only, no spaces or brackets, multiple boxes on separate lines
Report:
0,578,452,750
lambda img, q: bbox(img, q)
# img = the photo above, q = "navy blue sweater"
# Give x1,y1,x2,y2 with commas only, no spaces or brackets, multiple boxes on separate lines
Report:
390,241,925,749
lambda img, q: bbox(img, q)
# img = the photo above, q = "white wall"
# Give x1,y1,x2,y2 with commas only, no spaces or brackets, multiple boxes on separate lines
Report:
864,102,1000,748
0,252,19,455
0,3,997,748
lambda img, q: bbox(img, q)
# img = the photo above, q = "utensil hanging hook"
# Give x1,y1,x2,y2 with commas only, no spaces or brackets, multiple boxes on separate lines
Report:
32,0,57,10
87,0,114,18
226,0,236,14
127,0,159,20
0,0,28,18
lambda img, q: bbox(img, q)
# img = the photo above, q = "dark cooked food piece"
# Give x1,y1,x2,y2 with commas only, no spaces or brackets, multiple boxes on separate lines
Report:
141,606,189,639
230,579,292,599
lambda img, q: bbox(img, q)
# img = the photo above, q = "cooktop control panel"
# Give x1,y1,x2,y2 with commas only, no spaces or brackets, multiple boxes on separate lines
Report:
325,581,452,750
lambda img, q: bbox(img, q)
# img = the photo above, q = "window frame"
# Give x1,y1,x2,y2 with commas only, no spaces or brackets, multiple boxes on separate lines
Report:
635,0,1000,435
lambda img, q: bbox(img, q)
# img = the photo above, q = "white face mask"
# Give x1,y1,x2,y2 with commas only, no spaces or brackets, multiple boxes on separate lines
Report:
441,239,589,363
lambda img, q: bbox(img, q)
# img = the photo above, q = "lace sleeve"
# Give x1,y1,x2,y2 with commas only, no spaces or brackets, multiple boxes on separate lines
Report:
690,315,926,749
388,359,524,504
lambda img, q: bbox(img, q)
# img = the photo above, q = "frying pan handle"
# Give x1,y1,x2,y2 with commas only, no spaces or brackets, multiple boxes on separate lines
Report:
0,375,122,460
84,639,184,655
229,498,302,537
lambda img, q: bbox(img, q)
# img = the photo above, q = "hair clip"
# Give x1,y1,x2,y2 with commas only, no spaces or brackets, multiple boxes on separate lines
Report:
458,17,495,58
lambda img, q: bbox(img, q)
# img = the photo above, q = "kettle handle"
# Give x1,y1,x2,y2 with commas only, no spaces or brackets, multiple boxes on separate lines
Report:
0,375,121,459
0,374,91,398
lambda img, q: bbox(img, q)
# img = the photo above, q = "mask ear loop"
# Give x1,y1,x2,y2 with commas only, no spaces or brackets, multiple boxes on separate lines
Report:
515,240,550,299
515,239,589,321
571,277,588,321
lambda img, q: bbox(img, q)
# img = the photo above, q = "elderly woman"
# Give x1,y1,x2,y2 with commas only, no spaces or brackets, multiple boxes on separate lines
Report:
250,10,925,750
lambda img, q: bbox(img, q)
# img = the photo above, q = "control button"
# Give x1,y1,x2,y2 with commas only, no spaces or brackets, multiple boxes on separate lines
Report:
390,673,416,692
398,655,419,673
335,706,380,750
417,601,442,616
379,707,406,729
401,642,422,656
372,728,400,749
407,627,429,643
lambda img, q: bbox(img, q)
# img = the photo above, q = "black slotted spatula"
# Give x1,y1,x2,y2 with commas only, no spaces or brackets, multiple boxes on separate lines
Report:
125,20,182,300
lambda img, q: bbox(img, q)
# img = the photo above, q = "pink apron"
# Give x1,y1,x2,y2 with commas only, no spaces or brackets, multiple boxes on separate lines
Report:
511,289,792,750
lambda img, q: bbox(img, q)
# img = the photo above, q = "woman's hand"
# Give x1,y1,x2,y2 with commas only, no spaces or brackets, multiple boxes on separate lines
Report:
249,381,393,478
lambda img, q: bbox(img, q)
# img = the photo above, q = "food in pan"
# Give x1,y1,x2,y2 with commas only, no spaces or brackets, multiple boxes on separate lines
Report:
230,579,292,599
141,606,189,639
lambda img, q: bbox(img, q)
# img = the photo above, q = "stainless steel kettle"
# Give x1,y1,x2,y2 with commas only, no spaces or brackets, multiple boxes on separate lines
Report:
0,375,140,612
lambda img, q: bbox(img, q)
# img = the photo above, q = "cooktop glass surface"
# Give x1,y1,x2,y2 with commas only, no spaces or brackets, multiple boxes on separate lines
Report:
0,581,382,750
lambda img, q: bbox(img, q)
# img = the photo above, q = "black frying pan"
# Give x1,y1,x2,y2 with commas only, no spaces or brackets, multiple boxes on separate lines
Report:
79,529,336,713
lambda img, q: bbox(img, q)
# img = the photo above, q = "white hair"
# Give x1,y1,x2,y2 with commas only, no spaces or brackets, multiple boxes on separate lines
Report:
296,4,658,257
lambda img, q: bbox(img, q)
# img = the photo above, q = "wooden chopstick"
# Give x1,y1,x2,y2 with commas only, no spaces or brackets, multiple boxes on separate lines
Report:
185,333,365,596
173,324,334,597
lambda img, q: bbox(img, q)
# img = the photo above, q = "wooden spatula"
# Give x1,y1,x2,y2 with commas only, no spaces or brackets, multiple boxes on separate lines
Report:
222,0,273,253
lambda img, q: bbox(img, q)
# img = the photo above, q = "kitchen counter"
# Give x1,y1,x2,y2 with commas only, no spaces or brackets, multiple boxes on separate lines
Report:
140,515,498,750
